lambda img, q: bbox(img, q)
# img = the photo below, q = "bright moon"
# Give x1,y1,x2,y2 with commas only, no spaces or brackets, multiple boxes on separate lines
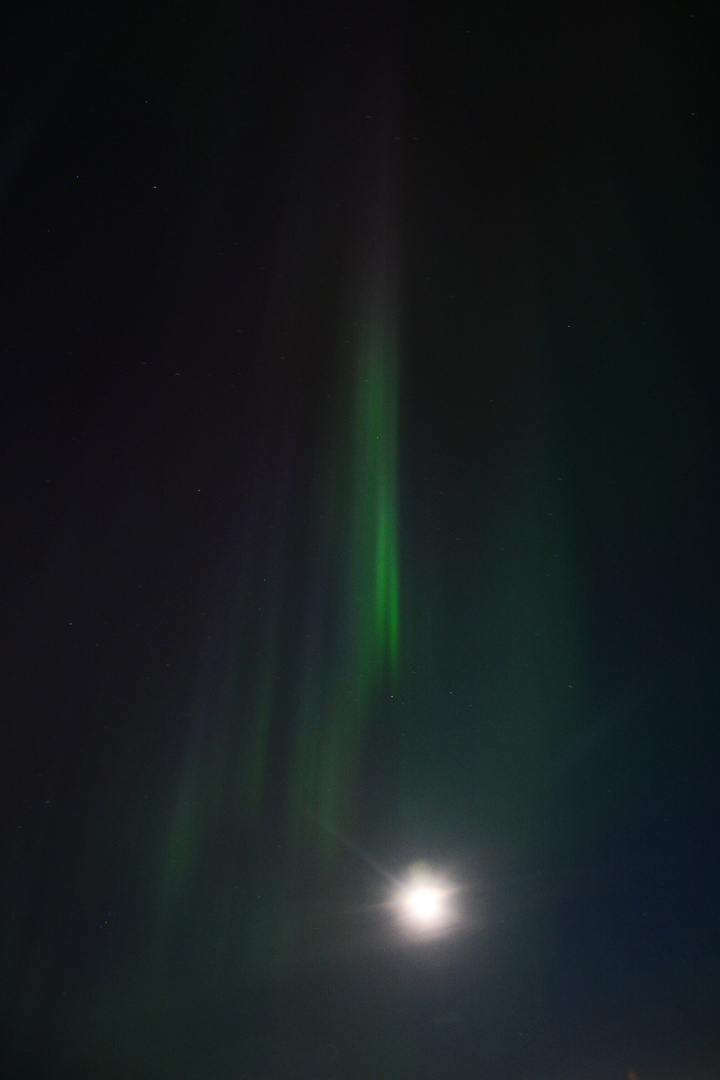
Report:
395,863,456,936
405,885,443,922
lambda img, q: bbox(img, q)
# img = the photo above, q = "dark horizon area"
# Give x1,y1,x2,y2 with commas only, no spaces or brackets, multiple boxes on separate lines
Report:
2,2,719,1078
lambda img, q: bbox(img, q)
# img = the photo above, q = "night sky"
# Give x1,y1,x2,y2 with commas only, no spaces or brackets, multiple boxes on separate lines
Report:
2,2,720,1078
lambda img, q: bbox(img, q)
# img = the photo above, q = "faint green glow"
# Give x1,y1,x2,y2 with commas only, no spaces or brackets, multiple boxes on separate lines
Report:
289,257,402,853
159,773,200,916
156,207,402,967
238,665,277,823
352,306,401,683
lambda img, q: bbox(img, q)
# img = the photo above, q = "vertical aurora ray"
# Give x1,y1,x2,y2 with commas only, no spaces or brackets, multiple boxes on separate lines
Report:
289,195,403,853
351,276,401,684
151,28,405,985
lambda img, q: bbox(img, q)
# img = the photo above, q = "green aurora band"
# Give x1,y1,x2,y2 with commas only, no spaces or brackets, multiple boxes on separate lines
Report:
158,232,403,936
289,245,402,854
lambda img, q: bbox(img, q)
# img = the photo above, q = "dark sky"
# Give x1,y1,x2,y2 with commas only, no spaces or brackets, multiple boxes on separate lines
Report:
2,2,719,1078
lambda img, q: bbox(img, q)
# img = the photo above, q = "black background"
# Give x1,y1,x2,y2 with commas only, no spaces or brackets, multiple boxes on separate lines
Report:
2,2,719,1078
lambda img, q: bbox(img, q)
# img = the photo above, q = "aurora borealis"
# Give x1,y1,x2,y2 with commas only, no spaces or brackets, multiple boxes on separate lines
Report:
286,174,402,852
3,2,720,1078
